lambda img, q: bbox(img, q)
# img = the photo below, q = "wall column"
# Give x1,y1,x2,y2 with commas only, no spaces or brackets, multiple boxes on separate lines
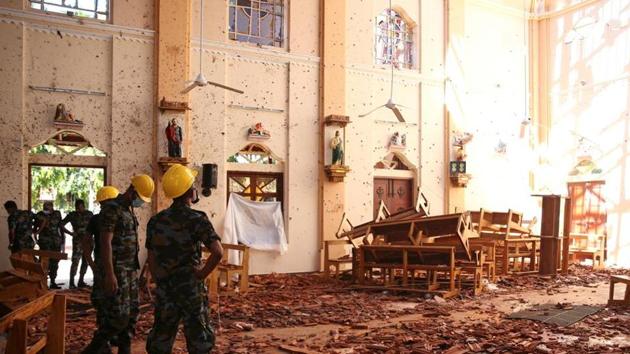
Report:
319,0,346,264
154,0,192,210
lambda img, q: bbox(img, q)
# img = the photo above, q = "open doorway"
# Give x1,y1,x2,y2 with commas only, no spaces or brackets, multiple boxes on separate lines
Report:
29,164,106,287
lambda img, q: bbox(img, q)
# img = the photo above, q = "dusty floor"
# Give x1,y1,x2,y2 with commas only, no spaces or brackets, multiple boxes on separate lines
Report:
55,265,630,354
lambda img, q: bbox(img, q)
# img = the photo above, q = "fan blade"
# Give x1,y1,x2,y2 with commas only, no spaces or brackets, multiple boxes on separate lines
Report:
359,104,386,117
390,106,406,123
181,82,199,94
207,81,244,94
395,103,410,109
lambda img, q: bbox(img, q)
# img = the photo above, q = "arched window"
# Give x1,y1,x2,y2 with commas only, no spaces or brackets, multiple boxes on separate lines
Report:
375,9,413,69
227,143,281,164
228,0,284,47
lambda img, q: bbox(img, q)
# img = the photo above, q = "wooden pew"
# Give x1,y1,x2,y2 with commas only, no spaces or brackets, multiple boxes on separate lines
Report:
356,245,462,298
0,292,66,354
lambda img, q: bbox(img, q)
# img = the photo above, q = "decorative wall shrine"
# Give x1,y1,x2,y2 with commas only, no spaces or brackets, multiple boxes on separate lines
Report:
53,103,84,130
389,132,407,150
323,115,350,182
450,131,473,187
247,122,271,141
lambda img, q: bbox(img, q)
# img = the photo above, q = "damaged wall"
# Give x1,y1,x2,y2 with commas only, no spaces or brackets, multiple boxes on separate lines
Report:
446,0,540,218
543,0,630,265
0,4,155,271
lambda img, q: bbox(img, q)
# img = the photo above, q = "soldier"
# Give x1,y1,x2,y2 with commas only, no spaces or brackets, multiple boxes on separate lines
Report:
82,175,154,354
4,200,36,253
62,199,94,288
146,164,223,354
35,201,64,289
82,186,119,353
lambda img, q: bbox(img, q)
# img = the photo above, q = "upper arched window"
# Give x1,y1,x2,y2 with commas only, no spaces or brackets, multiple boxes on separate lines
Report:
375,9,413,69
228,0,284,47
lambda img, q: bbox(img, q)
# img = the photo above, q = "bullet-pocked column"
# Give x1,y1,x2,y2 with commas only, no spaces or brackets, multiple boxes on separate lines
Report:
319,0,347,266
154,0,192,210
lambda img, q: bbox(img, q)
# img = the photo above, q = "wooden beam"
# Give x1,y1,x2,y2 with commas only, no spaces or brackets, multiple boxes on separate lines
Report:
44,295,66,354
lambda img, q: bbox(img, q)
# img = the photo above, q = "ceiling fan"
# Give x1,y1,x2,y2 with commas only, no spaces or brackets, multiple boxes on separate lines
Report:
359,0,407,122
182,0,244,94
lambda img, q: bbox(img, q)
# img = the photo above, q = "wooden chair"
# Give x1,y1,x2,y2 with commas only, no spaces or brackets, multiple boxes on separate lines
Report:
569,233,606,269
608,275,630,307
0,292,66,354
207,244,250,296
324,239,354,278
469,240,497,282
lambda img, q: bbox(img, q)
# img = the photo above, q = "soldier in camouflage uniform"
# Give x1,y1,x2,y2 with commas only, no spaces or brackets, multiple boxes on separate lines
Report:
82,186,119,353
62,199,94,288
36,201,64,289
146,164,223,354
82,175,154,354
4,200,36,253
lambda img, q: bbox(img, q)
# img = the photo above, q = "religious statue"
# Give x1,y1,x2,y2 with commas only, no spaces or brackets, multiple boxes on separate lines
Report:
54,103,78,122
330,130,344,165
247,122,271,139
389,132,407,148
165,118,183,158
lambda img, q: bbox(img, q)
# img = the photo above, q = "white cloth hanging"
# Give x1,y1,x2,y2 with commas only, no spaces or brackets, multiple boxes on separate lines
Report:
223,193,288,264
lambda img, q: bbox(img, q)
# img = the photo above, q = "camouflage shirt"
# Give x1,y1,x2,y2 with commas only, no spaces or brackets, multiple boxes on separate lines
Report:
7,210,36,248
99,195,140,269
146,201,220,282
62,210,94,238
37,210,63,243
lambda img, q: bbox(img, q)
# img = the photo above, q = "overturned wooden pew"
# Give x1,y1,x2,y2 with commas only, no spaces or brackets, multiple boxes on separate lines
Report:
0,292,66,354
0,250,67,309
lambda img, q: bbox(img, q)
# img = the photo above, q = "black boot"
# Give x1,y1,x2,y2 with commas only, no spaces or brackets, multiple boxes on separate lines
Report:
81,337,112,354
49,278,61,290
78,274,87,288
69,277,76,289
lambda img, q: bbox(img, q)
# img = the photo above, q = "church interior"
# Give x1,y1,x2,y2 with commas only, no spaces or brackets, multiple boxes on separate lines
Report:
0,0,629,353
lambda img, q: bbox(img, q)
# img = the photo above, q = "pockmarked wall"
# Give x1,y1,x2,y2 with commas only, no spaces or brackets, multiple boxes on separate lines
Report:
446,0,540,219
0,2,155,272
344,0,447,225
187,0,321,274
543,0,630,266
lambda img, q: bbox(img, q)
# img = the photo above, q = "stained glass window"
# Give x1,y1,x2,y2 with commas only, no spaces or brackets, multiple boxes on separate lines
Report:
375,9,413,69
30,0,109,21
228,0,284,47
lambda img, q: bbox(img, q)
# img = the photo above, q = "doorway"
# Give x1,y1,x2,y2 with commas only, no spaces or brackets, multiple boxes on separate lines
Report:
29,164,106,286
373,178,413,217
227,171,284,209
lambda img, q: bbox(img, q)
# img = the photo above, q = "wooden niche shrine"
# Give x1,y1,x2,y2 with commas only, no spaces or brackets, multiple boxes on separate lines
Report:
324,115,351,182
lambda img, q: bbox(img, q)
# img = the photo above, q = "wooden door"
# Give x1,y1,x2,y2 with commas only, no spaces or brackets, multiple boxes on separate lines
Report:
567,181,607,235
373,178,413,217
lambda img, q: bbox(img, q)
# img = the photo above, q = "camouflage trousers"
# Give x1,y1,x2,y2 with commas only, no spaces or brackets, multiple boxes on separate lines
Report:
146,274,215,354
85,265,139,352
38,238,62,280
70,234,89,279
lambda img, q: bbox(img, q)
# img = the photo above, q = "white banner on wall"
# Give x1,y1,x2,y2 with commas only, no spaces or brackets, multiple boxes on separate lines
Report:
223,193,288,264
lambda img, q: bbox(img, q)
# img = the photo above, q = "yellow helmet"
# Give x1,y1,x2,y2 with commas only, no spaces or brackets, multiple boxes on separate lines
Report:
131,174,155,203
96,186,119,203
162,164,198,199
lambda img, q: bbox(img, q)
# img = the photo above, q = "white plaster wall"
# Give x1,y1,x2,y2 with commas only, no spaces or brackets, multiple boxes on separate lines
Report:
189,1,320,274
446,0,539,217
344,0,446,223
0,5,155,271
545,0,630,265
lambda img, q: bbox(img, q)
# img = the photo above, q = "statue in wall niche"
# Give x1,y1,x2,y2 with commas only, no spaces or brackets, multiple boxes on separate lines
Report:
247,122,271,140
330,130,344,165
165,118,183,158
389,132,407,148
54,103,79,123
